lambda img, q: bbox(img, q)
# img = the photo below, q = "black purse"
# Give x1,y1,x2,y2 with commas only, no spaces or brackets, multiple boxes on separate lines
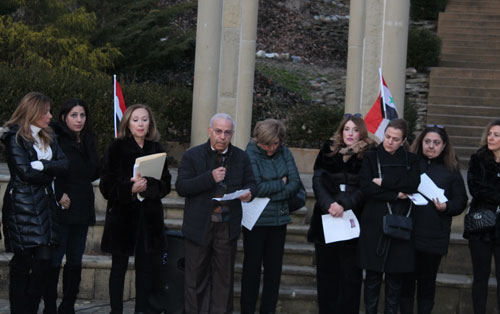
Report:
288,180,306,212
464,207,496,233
377,155,413,241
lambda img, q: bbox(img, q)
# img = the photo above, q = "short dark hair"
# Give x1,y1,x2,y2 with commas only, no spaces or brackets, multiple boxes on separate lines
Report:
386,119,408,140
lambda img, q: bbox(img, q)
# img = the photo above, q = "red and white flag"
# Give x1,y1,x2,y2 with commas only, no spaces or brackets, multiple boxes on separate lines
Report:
364,68,398,141
113,75,126,138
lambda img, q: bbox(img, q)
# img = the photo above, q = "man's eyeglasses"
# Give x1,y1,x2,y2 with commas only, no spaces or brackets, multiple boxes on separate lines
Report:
344,113,363,118
212,128,234,137
427,124,444,129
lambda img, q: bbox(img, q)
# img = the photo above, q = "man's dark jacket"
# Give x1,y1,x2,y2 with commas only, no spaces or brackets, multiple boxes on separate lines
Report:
176,140,257,246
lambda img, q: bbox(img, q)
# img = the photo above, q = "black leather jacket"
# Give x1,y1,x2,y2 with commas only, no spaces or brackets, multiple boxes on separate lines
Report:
1,125,68,252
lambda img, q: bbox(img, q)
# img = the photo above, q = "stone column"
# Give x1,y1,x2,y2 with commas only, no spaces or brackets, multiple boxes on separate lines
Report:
190,0,223,147
190,0,258,149
345,0,410,116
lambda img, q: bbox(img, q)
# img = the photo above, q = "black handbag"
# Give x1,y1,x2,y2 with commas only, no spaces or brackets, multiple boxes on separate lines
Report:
377,155,413,241
288,181,306,212
464,207,496,233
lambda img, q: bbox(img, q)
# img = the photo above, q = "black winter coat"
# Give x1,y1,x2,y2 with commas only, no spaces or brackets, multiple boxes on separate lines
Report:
176,141,257,246
413,156,467,255
1,125,69,252
308,141,370,244
357,144,420,273
53,122,100,225
99,136,171,256
466,147,500,240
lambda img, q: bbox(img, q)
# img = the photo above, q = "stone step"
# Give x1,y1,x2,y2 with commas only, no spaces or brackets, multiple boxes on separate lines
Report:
439,25,500,36
439,60,500,69
427,113,493,127
439,11,500,22
454,146,478,161
438,31,500,42
449,135,482,148
429,85,500,98
0,252,497,314
429,76,500,89
440,53,500,64
428,94,500,107
430,67,500,80
439,17,500,29
427,104,500,117
441,39,500,50
437,124,485,138
447,5,500,14
441,46,500,58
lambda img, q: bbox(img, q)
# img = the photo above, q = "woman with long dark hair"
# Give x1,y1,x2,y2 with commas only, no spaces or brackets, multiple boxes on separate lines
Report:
308,113,375,314
466,119,500,314
357,119,420,314
400,125,467,314
1,92,68,314
100,104,171,314
42,99,100,314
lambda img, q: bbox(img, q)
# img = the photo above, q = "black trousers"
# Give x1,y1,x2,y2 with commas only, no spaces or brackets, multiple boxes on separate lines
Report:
469,236,500,314
314,241,362,314
240,225,287,314
109,233,162,313
364,270,403,314
400,250,442,314
9,246,51,314
184,222,237,314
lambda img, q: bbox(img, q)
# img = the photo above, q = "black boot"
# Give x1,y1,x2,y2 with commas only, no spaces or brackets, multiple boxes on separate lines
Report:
57,265,82,314
43,266,61,314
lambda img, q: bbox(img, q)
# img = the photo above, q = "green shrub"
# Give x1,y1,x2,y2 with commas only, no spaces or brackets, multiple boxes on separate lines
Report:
410,0,447,20
0,62,192,159
404,98,419,145
407,27,441,72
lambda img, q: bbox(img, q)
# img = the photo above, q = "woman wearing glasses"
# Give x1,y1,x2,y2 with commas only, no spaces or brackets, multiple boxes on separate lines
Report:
400,125,467,314
357,119,420,314
466,120,500,314
307,113,375,314
240,119,302,314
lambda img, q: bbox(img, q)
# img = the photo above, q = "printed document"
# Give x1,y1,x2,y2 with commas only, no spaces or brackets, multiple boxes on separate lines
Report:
408,193,429,206
322,210,360,244
212,189,250,201
241,197,270,231
418,173,448,203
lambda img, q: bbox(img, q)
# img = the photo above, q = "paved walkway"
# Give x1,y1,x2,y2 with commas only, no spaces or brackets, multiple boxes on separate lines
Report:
0,298,138,314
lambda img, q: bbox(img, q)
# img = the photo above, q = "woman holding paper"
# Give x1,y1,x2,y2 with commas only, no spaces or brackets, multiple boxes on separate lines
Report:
100,104,171,314
400,125,467,314
466,120,500,314
357,119,420,314
307,113,375,314
1,92,68,314
240,119,301,314
43,99,100,314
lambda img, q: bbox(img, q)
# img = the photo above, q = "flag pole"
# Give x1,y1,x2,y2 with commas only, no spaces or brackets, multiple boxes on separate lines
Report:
113,74,117,138
379,68,387,118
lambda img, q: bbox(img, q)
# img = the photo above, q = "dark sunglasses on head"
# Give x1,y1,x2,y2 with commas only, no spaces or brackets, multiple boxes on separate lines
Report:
427,124,444,129
344,113,363,118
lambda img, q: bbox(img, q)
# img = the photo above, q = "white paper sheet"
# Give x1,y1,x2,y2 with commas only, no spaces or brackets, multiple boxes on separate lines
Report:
212,188,250,201
241,197,270,231
418,173,448,203
322,210,360,244
408,193,429,205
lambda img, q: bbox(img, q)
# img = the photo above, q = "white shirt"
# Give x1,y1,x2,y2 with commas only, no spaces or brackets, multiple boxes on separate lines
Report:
30,125,52,170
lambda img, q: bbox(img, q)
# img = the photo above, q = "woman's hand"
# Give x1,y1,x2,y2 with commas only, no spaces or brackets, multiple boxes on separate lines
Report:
397,192,408,199
432,198,447,212
131,173,147,194
328,202,344,217
372,178,382,186
59,193,71,209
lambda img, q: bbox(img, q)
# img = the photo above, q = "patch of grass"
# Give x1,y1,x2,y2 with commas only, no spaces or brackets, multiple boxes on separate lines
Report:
256,63,313,101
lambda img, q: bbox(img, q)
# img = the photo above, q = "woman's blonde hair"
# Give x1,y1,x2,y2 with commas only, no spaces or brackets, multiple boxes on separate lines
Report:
118,104,160,141
4,92,53,147
253,119,286,145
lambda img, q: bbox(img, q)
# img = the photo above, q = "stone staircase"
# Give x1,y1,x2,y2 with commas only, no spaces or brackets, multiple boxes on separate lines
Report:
0,164,496,313
428,0,500,169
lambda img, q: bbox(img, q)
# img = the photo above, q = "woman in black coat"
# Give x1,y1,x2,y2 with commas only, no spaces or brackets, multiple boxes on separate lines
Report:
466,119,500,314
100,104,171,314
307,114,375,314
400,125,467,314
42,99,100,314
1,92,68,314
357,119,420,314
